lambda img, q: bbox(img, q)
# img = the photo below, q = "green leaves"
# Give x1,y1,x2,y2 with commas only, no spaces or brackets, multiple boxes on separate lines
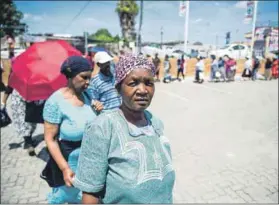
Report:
115,0,139,15
89,28,120,43
0,0,27,37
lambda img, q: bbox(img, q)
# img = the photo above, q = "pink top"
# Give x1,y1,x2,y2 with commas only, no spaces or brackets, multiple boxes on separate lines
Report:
225,59,236,70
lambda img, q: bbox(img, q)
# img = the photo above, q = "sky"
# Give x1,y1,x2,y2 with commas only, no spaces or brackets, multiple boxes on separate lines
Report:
15,1,278,46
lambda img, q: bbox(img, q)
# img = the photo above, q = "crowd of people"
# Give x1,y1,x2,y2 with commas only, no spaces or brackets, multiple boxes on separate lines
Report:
0,48,175,204
148,53,279,84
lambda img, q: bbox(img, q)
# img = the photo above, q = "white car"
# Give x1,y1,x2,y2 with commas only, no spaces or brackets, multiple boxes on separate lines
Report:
210,44,251,59
0,47,26,59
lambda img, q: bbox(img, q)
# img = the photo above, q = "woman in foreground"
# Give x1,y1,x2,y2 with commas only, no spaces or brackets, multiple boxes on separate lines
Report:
42,56,97,203
73,54,175,204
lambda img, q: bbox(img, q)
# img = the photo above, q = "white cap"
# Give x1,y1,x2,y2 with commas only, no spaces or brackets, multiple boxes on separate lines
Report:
94,51,113,64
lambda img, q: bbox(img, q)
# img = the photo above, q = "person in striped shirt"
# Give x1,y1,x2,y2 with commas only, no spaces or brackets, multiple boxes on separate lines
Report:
85,51,122,113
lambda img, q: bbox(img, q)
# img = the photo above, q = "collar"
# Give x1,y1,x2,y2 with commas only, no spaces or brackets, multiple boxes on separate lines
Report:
118,109,163,137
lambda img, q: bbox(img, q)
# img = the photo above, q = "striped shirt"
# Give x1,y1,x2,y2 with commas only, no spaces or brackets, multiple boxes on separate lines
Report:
85,72,122,111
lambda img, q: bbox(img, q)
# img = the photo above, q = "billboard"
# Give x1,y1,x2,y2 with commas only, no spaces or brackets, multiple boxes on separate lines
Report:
269,28,278,52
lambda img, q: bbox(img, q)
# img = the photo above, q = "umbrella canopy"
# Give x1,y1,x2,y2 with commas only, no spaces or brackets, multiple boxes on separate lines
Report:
9,40,82,101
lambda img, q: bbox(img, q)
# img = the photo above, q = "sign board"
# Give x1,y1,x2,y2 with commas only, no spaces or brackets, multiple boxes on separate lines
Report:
269,28,278,52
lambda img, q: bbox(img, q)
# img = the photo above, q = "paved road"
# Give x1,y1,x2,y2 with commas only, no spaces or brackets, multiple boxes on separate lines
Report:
1,77,278,203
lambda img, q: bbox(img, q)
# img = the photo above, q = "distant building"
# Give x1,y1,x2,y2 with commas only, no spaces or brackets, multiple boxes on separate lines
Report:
245,26,278,56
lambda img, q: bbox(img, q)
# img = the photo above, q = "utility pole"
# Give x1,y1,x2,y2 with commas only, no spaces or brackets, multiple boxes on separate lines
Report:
215,34,219,56
138,0,143,54
250,1,258,59
160,26,163,49
183,1,190,54
84,31,88,55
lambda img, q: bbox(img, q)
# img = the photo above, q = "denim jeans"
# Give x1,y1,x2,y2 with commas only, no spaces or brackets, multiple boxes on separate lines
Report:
210,67,215,81
252,68,258,80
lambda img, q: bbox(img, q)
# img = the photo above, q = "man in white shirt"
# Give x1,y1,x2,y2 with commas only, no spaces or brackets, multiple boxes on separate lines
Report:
194,56,205,83
242,56,252,80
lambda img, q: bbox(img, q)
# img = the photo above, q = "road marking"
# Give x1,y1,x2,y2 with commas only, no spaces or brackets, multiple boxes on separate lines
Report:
158,90,190,102
191,83,233,95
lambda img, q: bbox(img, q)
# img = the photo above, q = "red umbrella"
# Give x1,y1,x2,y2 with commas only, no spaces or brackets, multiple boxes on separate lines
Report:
9,40,82,101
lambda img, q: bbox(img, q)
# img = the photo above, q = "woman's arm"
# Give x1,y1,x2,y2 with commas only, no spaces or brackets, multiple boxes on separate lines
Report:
44,121,74,187
82,192,99,204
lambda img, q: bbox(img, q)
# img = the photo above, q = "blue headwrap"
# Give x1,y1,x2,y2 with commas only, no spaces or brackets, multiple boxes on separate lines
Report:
61,56,92,78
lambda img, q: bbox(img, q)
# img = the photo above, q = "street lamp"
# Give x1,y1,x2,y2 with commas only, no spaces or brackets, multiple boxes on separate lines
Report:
160,26,163,49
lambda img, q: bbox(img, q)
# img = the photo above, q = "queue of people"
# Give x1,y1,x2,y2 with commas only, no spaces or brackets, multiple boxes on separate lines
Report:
147,52,278,84
1,46,175,204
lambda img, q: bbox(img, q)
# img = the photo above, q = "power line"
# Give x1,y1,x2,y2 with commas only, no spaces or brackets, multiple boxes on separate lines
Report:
62,1,91,32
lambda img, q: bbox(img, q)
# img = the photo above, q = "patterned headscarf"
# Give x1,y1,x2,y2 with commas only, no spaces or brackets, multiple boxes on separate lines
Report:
115,53,156,85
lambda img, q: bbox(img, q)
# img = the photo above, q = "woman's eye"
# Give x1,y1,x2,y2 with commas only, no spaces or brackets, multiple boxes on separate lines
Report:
82,76,89,80
146,81,154,86
128,81,137,86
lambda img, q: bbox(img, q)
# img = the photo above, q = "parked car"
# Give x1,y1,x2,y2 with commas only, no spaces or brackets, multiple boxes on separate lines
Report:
210,44,251,59
1,47,26,59
170,49,191,59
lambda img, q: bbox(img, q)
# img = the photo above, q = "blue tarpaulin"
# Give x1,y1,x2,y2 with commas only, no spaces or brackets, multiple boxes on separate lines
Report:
88,47,106,52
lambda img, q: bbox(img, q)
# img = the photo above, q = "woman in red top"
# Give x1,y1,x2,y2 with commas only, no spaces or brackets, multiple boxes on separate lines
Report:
224,55,237,82
271,57,278,79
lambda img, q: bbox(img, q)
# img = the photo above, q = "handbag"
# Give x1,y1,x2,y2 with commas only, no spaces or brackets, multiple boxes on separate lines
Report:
0,108,11,128
25,100,45,123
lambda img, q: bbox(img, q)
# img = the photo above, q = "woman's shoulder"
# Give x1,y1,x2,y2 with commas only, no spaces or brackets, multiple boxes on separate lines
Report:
84,109,122,138
144,110,164,130
46,89,64,103
88,109,122,126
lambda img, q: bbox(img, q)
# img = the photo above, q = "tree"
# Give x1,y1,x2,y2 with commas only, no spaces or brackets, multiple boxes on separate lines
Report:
116,0,139,44
89,28,120,43
0,0,27,38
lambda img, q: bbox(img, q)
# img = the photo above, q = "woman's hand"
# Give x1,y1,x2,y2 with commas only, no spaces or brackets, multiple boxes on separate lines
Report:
62,167,75,187
93,101,104,112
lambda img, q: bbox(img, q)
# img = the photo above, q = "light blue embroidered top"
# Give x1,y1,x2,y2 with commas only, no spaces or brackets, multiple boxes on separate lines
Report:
43,90,97,142
73,109,175,204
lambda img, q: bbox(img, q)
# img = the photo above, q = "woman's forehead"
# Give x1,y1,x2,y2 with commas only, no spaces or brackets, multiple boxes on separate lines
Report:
126,68,153,78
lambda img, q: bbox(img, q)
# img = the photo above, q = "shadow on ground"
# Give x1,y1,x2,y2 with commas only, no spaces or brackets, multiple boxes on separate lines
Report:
8,133,45,150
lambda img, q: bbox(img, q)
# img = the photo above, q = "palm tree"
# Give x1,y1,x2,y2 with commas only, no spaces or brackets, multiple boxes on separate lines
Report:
116,0,139,45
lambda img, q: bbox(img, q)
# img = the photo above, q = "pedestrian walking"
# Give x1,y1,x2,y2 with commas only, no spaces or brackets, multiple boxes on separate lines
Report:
218,57,226,81
85,51,122,113
2,57,39,156
0,59,6,92
163,55,172,83
176,55,185,82
242,56,252,80
153,53,161,82
41,56,97,204
264,57,273,80
6,35,15,59
73,53,175,204
194,56,204,83
252,56,260,81
271,56,278,79
224,55,237,82
209,55,218,82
